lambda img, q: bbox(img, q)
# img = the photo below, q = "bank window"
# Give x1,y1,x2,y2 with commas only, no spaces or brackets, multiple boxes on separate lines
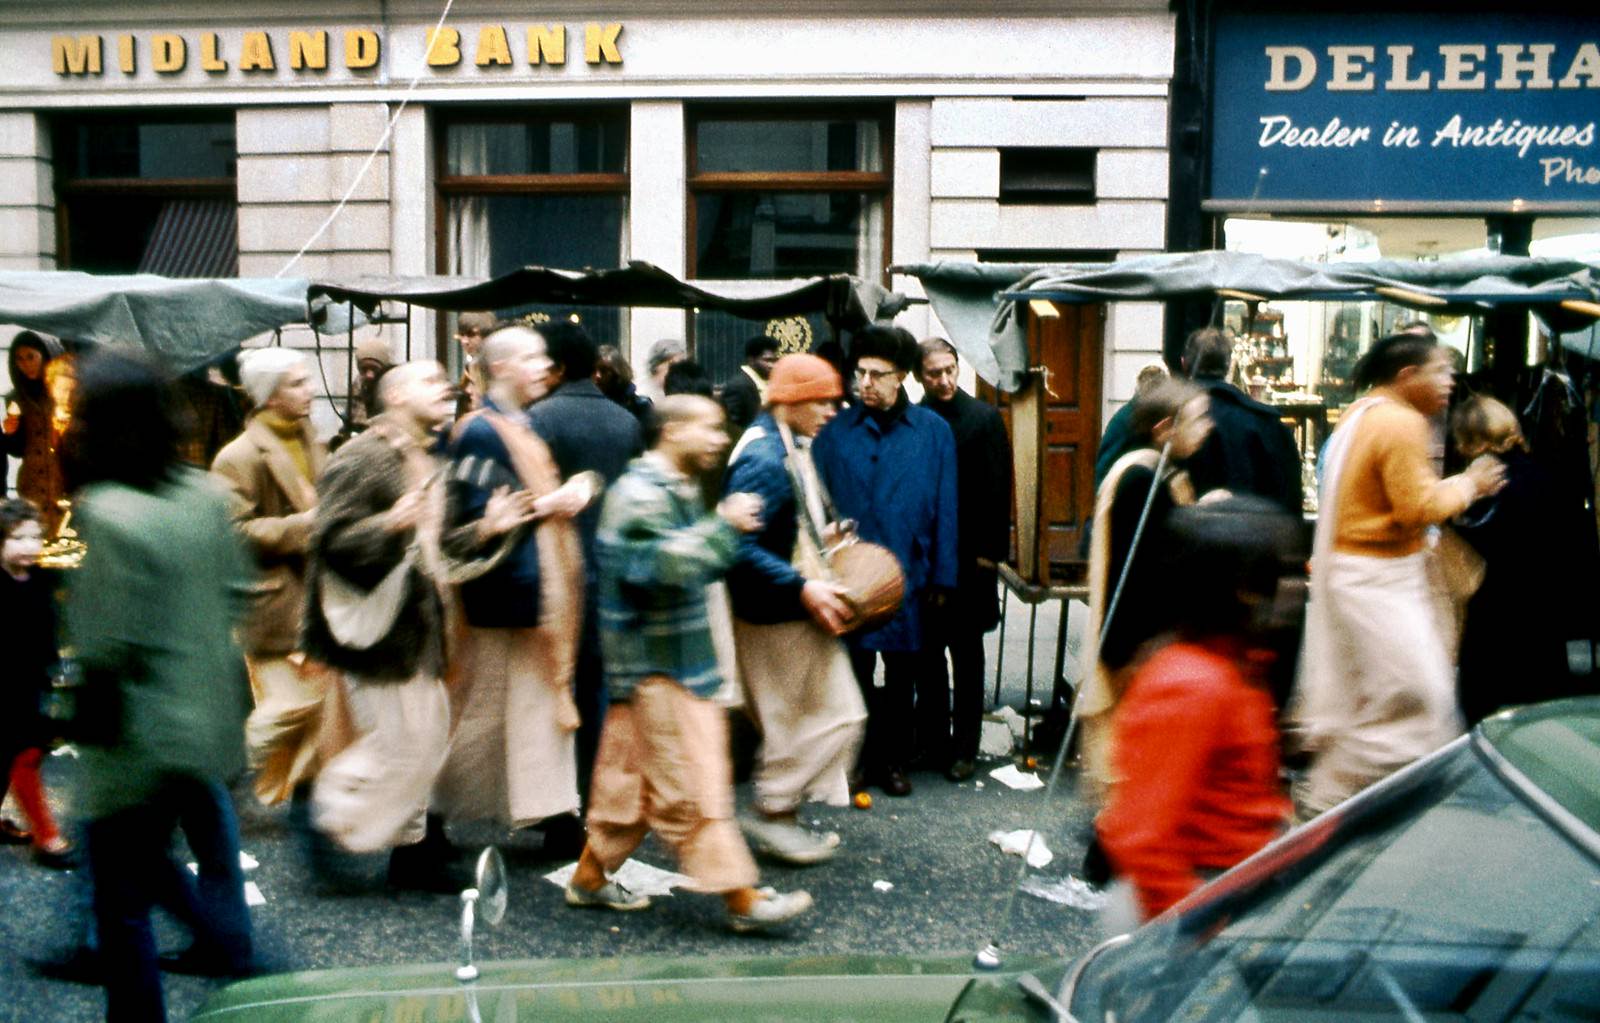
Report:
686,108,889,382
53,113,237,276
436,108,628,351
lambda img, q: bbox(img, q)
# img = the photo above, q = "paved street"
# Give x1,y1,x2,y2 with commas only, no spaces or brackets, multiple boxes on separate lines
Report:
0,596,1099,1022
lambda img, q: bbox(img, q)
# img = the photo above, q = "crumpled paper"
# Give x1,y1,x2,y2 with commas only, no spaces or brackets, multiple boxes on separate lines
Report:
544,858,693,898
988,828,1053,868
872,880,894,892
989,764,1045,791
1020,874,1106,910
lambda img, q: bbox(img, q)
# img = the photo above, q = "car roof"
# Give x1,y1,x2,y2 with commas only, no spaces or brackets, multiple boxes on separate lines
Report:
1478,696,1600,839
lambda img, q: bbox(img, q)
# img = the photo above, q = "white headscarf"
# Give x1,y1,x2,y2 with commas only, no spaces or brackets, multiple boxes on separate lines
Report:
239,348,309,408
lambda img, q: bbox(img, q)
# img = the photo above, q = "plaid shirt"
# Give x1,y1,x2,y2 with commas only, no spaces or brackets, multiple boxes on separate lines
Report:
597,453,740,700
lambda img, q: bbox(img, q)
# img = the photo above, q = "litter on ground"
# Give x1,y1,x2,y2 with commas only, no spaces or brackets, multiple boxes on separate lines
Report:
987,829,1053,869
544,858,692,898
988,764,1045,791
1020,874,1106,911
872,880,894,892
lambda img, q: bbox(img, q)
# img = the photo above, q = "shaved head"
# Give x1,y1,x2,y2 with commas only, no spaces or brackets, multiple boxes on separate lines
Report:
479,324,545,381
378,359,443,407
652,395,722,440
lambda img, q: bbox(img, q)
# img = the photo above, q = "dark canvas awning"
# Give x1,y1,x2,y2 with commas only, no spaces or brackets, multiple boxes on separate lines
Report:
896,252,1600,392
308,261,909,329
0,271,315,375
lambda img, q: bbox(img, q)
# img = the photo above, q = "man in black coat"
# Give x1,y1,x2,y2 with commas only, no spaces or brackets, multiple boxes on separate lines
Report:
524,322,644,813
1181,327,1303,515
915,339,1013,781
719,335,779,436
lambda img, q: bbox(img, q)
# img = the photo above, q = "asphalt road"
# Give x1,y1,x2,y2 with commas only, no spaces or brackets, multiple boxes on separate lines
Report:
0,596,1099,1022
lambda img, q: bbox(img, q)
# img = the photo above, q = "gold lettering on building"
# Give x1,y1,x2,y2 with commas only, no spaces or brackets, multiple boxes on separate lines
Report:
51,35,102,75
289,31,328,71
529,25,565,65
344,29,380,70
240,31,275,71
50,24,624,77
200,32,227,72
475,26,513,67
151,34,186,74
584,23,622,65
426,27,461,67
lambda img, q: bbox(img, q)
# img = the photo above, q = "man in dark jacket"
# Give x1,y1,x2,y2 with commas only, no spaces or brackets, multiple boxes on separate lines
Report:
525,322,644,805
719,335,779,436
1181,328,1303,515
915,339,1012,781
812,326,958,797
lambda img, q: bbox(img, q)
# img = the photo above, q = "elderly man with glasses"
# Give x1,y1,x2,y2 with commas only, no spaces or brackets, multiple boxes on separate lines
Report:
810,325,958,798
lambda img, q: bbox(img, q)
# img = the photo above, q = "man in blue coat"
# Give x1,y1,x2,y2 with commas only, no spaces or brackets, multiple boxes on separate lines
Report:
811,326,958,797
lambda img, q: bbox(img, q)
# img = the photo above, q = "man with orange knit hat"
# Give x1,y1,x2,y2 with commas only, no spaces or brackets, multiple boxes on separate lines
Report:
724,354,867,865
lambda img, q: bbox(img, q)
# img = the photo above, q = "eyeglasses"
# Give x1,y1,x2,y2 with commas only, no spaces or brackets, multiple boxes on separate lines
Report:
853,367,901,385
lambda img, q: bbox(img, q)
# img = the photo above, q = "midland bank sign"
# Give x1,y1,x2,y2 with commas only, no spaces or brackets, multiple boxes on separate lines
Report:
1209,14,1600,211
49,23,625,77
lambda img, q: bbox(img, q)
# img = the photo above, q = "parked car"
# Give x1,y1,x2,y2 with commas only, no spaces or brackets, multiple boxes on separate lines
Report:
195,698,1600,1022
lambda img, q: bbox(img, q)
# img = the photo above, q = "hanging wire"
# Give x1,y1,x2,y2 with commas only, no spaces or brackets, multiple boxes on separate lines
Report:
976,434,1176,970
274,0,458,278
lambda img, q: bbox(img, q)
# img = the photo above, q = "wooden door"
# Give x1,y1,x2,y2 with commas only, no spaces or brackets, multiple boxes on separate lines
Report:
987,302,1104,581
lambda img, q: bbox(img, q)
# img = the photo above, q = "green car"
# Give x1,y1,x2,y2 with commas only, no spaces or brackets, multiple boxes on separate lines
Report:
196,698,1600,1022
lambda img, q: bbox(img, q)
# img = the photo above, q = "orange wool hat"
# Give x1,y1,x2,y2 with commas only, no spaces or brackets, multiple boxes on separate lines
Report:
766,353,843,405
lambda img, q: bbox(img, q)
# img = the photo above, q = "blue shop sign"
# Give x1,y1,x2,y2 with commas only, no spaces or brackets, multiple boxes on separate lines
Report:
1208,13,1600,212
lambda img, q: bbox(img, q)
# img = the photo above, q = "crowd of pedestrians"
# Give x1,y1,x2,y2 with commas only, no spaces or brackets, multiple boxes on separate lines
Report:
4,312,1596,1020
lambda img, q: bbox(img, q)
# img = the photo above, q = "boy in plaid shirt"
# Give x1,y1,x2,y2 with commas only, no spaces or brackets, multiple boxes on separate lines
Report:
566,395,815,933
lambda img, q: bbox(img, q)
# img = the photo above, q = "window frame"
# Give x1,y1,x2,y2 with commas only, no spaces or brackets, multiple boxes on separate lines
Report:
51,110,238,272
431,105,632,360
684,104,894,284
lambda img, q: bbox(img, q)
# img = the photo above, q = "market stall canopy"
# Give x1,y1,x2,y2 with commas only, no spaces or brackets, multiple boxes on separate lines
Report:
896,252,1600,393
0,271,323,376
309,261,910,328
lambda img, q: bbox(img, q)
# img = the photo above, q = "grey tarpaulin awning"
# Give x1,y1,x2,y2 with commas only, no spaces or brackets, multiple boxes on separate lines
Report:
310,261,910,329
0,271,323,375
896,252,1600,393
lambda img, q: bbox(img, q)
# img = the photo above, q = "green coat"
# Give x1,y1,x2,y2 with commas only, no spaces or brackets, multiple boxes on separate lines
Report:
67,469,253,819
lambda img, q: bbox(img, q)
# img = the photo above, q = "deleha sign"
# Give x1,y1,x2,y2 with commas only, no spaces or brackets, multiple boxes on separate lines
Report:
1208,13,1600,211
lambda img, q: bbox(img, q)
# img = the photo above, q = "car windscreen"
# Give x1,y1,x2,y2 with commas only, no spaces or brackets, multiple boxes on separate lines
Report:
1067,742,1600,1022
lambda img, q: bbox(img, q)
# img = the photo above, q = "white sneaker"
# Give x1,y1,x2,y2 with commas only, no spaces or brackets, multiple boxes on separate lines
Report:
564,879,652,912
742,817,841,866
728,889,815,933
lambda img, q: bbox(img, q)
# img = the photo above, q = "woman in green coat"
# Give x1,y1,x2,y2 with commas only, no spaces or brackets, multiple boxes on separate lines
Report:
65,351,256,1022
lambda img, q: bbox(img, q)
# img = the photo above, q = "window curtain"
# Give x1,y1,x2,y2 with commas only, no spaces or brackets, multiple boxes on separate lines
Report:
447,125,491,277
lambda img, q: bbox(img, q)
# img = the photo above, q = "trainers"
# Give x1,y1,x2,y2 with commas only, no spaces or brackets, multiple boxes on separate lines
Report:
565,879,651,912
728,889,814,934
742,817,840,866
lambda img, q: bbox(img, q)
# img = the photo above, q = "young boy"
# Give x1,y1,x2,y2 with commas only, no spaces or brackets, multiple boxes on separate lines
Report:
0,497,72,868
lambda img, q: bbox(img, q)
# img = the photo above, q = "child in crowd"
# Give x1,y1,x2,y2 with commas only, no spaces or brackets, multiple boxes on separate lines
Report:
0,497,72,868
1097,494,1302,926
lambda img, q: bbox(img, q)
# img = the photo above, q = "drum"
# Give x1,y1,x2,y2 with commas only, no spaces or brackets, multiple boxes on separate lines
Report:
828,538,905,634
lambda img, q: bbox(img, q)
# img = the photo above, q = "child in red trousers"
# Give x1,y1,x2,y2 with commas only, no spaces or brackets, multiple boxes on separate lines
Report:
1098,495,1302,927
0,497,72,868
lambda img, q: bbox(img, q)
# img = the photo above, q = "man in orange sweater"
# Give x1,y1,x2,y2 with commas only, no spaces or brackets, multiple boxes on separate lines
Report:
1294,334,1505,818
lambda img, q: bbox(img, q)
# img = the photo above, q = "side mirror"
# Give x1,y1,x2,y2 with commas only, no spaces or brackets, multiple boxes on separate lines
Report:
456,847,508,984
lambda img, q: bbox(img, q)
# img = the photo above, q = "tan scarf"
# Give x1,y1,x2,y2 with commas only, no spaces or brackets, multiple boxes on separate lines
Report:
452,409,584,731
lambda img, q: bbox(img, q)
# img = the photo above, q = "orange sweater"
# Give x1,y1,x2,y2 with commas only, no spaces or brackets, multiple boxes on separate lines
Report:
1332,396,1476,557
1098,641,1289,919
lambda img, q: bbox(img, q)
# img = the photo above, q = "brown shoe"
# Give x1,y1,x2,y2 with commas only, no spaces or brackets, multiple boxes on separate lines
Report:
880,768,913,797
